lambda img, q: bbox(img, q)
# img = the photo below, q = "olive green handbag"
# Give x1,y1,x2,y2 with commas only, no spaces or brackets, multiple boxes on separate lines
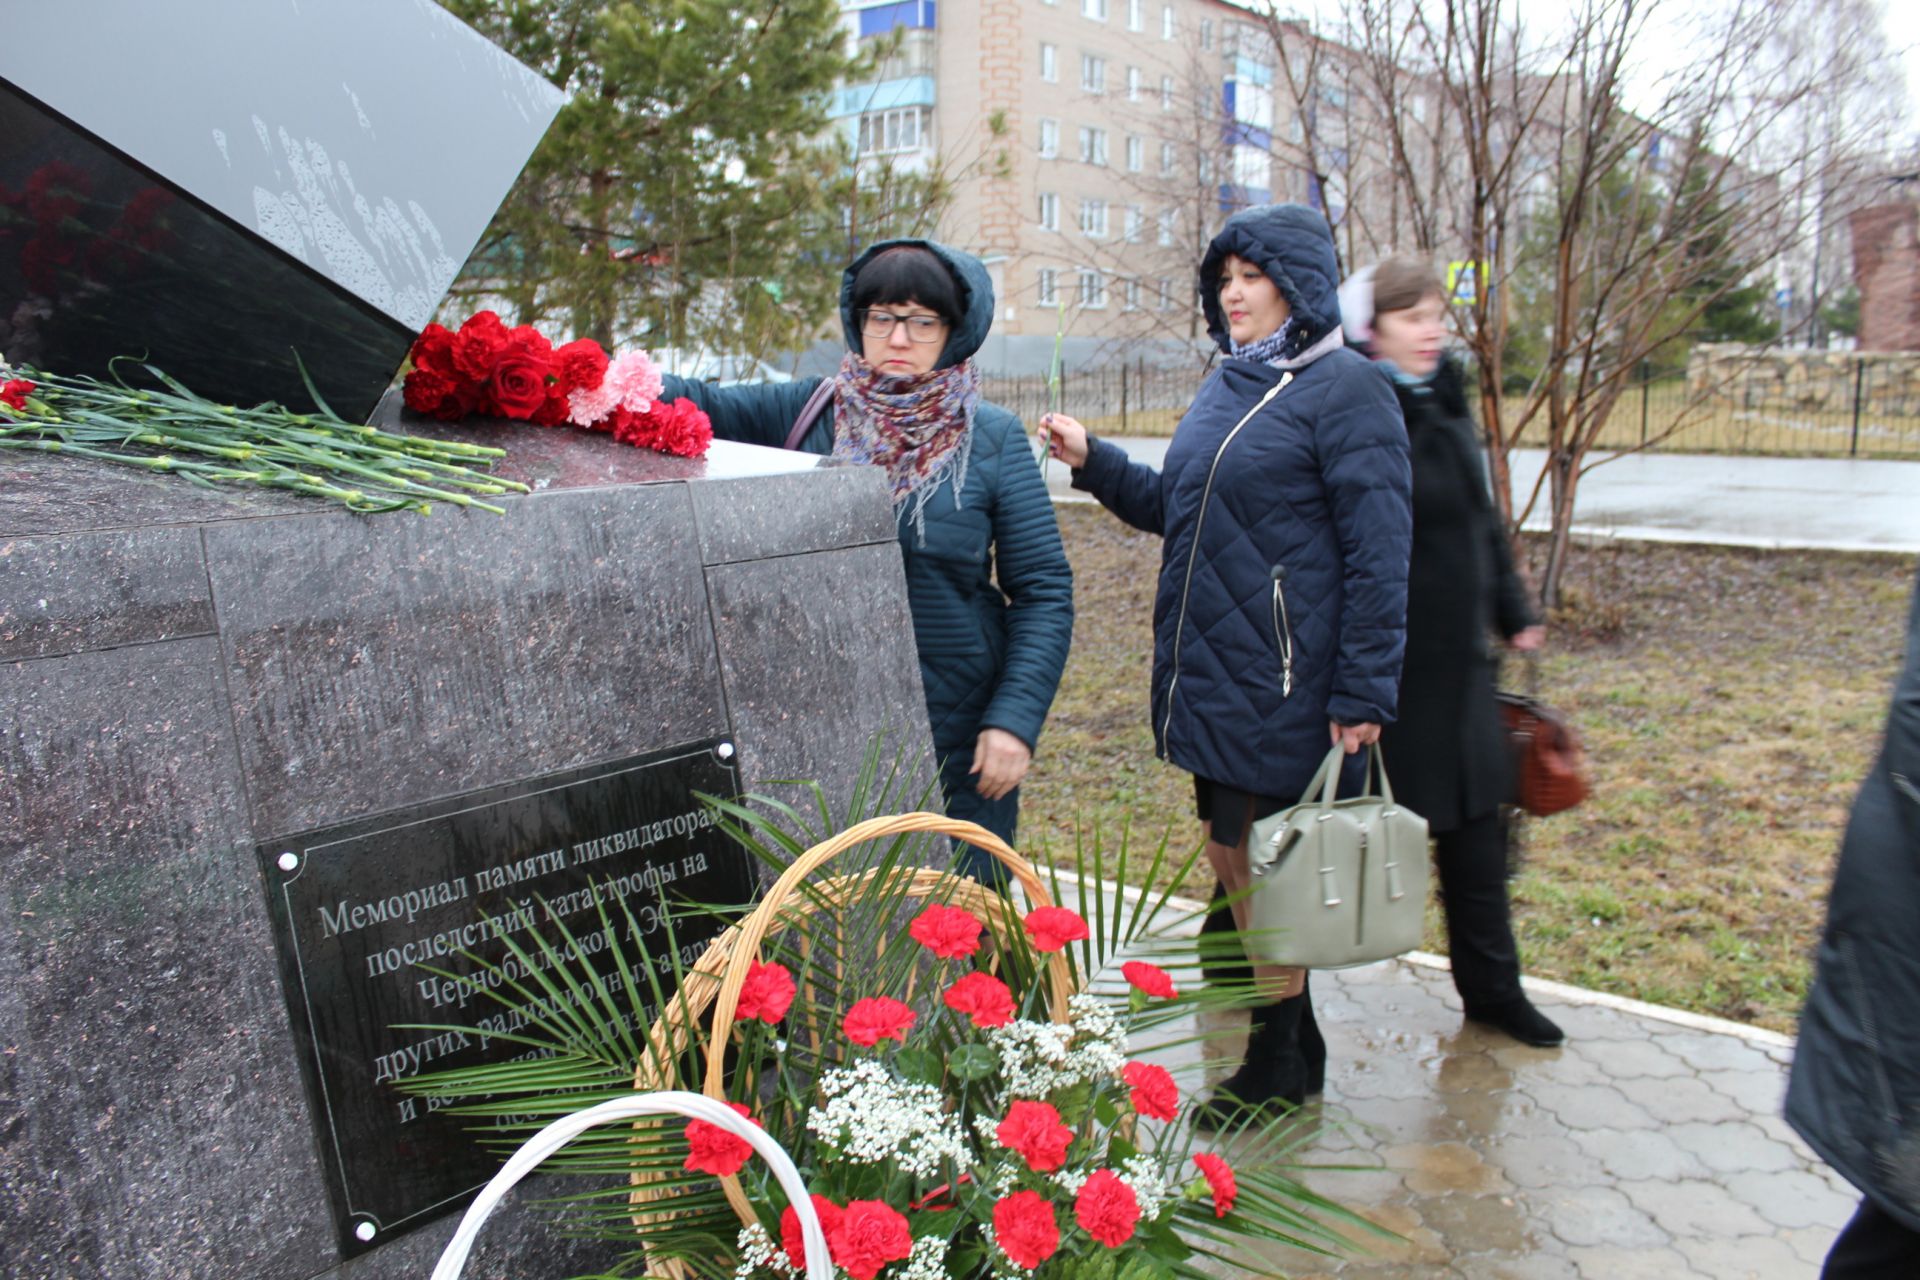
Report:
1245,743,1429,968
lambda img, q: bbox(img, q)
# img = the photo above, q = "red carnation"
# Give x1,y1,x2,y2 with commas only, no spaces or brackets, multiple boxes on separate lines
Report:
554,337,610,393
781,1194,845,1271
1023,906,1090,953
995,1100,1073,1172
647,396,715,458
401,367,460,418
1122,961,1177,999
993,1190,1061,1268
530,387,572,427
735,960,796,1024
408,323,458,377
911,903,984,958
489,350,554,420
0,379,35,412
842,996,916,1047
943,971,1015,1029
682,1101,757,1177
830,1200,914,1280
452,310,511,381
1121,1061,1180,1121
1192,1153,1237,1218
1074,1169,1141,1248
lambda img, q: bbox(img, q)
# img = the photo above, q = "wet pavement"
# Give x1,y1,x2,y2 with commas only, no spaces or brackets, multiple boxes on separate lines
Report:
1169,957,1853,1279
1044,441,1920,555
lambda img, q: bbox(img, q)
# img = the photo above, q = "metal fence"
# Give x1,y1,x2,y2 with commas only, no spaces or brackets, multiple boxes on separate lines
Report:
982,358,1920,459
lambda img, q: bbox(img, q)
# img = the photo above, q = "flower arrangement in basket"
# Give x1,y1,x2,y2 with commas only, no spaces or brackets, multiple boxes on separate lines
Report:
406,786,1380,1280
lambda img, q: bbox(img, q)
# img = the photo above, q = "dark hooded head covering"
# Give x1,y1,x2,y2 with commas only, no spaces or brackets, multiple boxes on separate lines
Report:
1197,204,1344,356
839,238,995,372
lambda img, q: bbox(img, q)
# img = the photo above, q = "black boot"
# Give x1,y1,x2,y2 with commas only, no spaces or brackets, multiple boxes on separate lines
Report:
1298,974,1327,1095
1194,998,1307,1128
1464,994,1564,1048
1198,880,1253,988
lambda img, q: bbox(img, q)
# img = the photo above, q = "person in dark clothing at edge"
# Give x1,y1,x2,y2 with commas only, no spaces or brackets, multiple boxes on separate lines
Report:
1042,204,1412,1122
1340,255,1563,1048
661,241,1074,882
1786,567,1920,1277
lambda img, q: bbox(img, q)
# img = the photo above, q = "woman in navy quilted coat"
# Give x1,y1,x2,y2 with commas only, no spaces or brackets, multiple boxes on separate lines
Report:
661,241,1073,882
1045,204,1411,1119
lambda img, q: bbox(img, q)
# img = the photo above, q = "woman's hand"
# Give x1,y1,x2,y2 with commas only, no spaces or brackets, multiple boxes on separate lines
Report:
1330,721,1381,754
1039,413,1090,468
971,727,1032,800
1509,625,1546,652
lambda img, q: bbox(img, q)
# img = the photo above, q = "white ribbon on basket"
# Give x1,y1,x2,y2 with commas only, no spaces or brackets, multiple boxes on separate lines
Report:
430,1090,832,1280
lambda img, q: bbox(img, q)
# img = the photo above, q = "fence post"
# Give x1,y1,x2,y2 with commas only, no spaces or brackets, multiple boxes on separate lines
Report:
1120,361,1129,434
1639,360,1650,446
1850,358,1866,457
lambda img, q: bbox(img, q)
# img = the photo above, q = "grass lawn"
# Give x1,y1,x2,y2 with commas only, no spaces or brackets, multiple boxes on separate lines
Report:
1020,502,1916,1034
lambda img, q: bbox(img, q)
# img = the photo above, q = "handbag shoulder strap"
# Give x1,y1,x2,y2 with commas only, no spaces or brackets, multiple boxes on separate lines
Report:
782,379,836,451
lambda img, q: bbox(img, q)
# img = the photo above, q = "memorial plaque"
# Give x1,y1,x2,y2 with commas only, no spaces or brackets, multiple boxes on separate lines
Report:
258,739,752,1256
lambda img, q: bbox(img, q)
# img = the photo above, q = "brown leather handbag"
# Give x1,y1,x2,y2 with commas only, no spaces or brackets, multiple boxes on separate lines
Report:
1496,691,1589,816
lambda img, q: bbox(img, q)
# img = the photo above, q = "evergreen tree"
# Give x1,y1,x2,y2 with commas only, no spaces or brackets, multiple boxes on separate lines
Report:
438,0,946,360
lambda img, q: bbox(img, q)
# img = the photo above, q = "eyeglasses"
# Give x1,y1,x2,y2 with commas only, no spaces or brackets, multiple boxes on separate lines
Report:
861,310,947,342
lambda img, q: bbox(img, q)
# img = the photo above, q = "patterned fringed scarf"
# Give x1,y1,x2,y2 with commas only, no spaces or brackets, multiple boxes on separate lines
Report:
1231,315,1348,371
829,352,981,545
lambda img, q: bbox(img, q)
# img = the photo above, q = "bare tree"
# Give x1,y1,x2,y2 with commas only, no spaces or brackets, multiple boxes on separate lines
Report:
1258,0,1908,607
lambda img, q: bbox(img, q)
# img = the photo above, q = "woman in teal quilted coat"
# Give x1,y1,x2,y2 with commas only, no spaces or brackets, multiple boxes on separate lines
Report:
660,240,1073,881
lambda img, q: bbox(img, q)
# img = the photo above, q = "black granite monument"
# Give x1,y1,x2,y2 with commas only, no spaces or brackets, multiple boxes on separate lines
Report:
0,5,937,1278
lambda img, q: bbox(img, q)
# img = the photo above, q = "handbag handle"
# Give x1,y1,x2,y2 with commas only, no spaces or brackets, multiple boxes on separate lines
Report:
782,379,836,450
1302,742,1398,811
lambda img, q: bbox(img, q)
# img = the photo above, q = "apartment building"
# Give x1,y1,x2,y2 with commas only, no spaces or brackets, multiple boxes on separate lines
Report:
830,0,1295,364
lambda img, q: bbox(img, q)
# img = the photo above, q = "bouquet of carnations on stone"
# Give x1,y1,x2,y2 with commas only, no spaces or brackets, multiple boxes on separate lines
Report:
406,801,1380,1280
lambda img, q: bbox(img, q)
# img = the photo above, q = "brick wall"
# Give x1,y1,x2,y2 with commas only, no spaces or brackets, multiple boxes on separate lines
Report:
1851,202,1920,353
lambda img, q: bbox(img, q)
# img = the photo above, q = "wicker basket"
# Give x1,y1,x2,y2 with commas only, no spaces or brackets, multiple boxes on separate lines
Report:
428,1090,832,1280
627,811,1077,1260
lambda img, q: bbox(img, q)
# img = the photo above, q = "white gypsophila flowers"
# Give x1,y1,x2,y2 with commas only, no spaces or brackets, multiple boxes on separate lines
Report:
807,1058,969,1180
1119,1153,1170,1220
896,1233,952,1280
987,993,1129,1097
1049,1168,1091,1198
733,1223,794,1279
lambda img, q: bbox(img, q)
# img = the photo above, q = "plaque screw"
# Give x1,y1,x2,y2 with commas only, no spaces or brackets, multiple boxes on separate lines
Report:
717,742,736,760
277,852,299,872
355,1221,377,1242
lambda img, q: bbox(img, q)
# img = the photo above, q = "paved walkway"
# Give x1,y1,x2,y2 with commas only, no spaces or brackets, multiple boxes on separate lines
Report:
1043,442,1920,555
1168,959,1852,1279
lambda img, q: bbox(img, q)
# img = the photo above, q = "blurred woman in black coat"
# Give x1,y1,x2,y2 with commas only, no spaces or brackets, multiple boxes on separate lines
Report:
1341,255,1563,1047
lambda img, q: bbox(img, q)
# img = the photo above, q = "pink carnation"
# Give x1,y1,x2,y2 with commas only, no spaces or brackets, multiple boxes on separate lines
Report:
569,348,663,427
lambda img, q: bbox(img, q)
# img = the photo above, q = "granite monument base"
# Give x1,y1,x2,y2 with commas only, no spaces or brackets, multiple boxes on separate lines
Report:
0,420,935,1279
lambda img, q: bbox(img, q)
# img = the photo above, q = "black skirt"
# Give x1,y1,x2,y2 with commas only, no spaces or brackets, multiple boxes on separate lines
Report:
1192,775,1287,849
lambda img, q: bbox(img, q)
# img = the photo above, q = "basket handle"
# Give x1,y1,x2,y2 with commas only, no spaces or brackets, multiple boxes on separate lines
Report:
701,811,1070,1098
429,1091,831,1280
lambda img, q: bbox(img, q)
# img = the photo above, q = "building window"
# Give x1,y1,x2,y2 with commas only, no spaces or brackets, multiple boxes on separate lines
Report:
1157,277,1173,310
1039,117,1060,158
1161,5,1174,39
1078,126,1109,166
1200,18,1214,49
1128,0,1143,30
1040,42,1057,82
1126,65,1142,102
1079,198,1109,238
1078,269,1108,308
1157,209,1174,246
1123,277,1142,310
1159,140,1175,174
1161,75,1175,110
1411,94,1429,124
1198,152,1213,183
1125,134,1144,171
1124,204,1144,241
857,107,929,155
1081,55,1106,94
1038,191,1060,231
1081,0,1108,18
1037,268,1058,306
